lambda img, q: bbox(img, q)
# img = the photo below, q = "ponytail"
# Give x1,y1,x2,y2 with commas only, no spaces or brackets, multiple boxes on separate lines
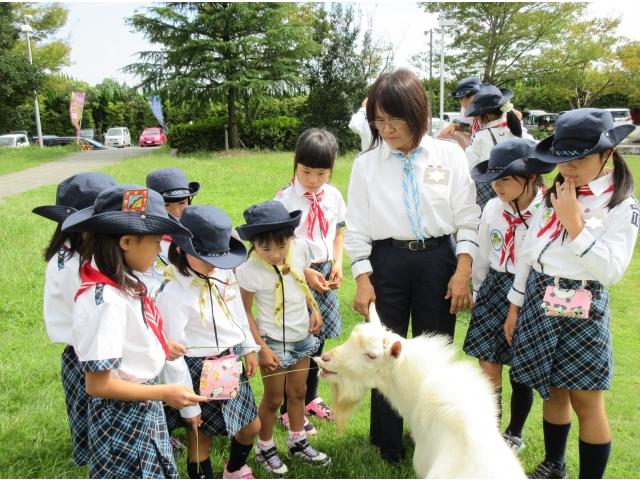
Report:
506,110,522,138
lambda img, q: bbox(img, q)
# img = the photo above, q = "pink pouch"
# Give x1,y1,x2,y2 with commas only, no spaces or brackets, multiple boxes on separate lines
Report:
541,278,592,319
199,354,242,401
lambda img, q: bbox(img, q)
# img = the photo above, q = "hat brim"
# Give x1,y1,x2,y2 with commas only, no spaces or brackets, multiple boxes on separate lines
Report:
172,235,247,269
160,181,201,201
535,124,635,164
464,88,515,118
471,158,556,183
32,205,78,223
448,85,481,99
235,210,303,241
61,206,193,237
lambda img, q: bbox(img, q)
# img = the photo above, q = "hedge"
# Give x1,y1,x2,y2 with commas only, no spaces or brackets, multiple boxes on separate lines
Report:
167,116,300,153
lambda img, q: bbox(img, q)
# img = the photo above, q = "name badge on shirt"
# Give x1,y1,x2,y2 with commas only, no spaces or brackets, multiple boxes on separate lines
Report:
217,280,238,302
515,230,527,249
423,167,450,185
582,208,608,230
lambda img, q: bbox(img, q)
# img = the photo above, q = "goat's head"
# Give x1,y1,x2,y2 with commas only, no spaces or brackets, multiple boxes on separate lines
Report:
314,303,403,433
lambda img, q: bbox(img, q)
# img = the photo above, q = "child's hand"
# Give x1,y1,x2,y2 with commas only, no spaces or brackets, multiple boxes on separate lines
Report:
304,268,329,293
244,351,259,379
504,305,520,347
329,261,343,289
309,310,323,334
259,347,281,373
162,384,207,409
550,179,584,239
183,414,202,433
167,340,187,361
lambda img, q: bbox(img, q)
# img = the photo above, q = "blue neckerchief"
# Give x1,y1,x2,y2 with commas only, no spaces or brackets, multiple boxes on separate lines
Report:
391,147,425,241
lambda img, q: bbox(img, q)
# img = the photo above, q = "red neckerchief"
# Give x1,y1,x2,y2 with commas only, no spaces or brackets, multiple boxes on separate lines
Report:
304,190,329,239
490,121,508,129
471,118,480,134
500,211,532,266
537,184,614,240
162,234,172,243
75,263,170,359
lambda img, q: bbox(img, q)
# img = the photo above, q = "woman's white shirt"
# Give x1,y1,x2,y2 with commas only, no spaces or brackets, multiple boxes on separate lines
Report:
344,135,481,278
507,173,640,307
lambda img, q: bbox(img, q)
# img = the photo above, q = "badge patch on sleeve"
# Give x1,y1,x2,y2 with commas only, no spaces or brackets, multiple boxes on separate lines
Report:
423,167,450,185
122,189,149,212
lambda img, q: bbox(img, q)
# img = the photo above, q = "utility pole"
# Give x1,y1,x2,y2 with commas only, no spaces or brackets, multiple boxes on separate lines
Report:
424,30,433,129
21,15,43,149
438,19,455,128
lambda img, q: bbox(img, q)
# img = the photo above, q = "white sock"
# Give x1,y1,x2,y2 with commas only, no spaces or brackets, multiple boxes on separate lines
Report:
257,438,275,451
288,429,306,446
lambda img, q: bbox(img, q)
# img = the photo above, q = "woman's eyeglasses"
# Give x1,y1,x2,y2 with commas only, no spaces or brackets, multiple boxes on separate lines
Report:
368,119,406,130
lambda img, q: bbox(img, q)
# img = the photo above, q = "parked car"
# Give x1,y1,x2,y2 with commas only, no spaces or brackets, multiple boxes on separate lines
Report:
0,133,30,148
79,128,101,142
442,112,461,123
42,136,117,150
631,107,640,125
35,135,59,146
604,108,633,126
9,130,32,143
430,117,450,135
104,127,132,148
139,127,166,147
537,114,559,132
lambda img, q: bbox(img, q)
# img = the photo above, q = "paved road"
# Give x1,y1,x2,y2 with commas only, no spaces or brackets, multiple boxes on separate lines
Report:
0,146,158,204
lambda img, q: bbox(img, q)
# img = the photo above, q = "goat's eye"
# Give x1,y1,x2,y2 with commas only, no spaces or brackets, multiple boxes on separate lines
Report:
366,353,377,360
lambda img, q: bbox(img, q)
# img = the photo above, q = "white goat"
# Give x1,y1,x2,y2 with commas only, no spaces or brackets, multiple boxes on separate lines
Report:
315,304,525,479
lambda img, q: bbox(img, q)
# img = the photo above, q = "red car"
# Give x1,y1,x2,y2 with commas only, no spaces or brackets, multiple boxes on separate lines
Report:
139,128,166,147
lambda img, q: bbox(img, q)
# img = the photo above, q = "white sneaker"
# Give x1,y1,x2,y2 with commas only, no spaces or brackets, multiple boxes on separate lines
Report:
287,438,331,466
254,444,288,475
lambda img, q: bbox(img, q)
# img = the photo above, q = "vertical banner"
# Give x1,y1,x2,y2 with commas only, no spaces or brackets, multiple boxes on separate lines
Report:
147,95,168,132
70,92,85,136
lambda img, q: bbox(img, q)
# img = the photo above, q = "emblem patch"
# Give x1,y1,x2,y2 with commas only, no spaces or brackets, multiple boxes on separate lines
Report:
122,189,149,212
539,208,554,229
490,229,504,250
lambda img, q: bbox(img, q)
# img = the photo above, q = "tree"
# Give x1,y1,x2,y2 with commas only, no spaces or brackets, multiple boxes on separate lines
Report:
125,2,317,148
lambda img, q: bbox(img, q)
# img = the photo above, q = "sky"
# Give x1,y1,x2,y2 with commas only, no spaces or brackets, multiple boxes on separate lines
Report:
55,1,640,88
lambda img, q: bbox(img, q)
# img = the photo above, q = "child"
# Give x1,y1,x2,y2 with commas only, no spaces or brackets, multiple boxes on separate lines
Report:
274,128,346,433
463,138,554,454
32,172,117,467
235,201,331,474
504,109,637,479
464,85,533,210
143,167,201,297
62,184,206,479
157,205,261,479
438,76,485,137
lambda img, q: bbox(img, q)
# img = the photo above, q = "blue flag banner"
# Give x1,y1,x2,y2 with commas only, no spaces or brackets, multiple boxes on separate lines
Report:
147,95,168,132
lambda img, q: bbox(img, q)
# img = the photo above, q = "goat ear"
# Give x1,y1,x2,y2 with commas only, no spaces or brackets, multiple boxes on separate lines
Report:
368,302,381,325
390,341,402,358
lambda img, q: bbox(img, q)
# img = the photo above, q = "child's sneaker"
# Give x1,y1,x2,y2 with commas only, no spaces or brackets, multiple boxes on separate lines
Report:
277,412,317,435
222,461,255,479
529,460,568,479
254,444,288,475
287,438,331,466
305,397,334,421
502,432,525,455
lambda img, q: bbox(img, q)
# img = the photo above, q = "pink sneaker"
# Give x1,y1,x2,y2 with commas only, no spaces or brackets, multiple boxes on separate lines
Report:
222,461,255,479
305,397,334,421
277,413,316,435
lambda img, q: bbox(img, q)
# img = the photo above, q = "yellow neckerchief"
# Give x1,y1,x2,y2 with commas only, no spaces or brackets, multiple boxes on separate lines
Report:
249,247,321,327
163,264,232,327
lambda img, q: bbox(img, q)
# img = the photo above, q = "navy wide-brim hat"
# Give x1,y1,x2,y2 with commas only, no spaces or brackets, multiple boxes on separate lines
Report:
464,85,514,117
471,138,556,183
32,172,117,223
61,184,192,237
448,76,483,99
235,201,302,241
171,205,247,269
146,167,201,201
535,108,635,164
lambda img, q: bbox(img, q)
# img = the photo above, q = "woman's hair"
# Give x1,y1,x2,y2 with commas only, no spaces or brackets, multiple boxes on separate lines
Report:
294,128,339,177
43,224,83,262
481,108,522,138
366,69,429,152
543,150,634,210
167,241,197,277
247,226,296,257
78,233,138,290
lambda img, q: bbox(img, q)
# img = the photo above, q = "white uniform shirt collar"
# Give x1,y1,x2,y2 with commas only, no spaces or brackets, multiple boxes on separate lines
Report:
381,135,435,162
169,265,224,291
293,176,325,197
482,115,507,129
585,172,614,197
501,189,544,216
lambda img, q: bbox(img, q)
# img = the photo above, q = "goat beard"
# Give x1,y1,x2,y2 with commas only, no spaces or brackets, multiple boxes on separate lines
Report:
331,382,365,434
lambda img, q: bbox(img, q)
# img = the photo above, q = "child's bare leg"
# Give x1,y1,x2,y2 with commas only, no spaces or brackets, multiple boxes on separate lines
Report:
479,360,503,389
186,428,213,463
259,366,286,441
569,390,610,443
285,357,310,432
236,417,260,444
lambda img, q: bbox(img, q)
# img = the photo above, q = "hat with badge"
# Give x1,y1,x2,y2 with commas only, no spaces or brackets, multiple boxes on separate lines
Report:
171,205,247,269
61,184,192,237
146,167,200,201
535,108,635,164
448,76,485,99
471,138,556,183
32,172,118,223
464,85,514,117
235,201,302,241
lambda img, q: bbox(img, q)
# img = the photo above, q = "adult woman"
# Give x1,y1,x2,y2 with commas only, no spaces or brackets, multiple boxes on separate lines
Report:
344,69,481,465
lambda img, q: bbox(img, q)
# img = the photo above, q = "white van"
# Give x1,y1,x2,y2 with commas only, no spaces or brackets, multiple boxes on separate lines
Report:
0,134,30,148
105,127,132,148
604,108,632,126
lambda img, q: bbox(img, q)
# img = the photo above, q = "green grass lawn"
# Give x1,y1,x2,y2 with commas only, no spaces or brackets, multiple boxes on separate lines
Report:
0,149,639,478
0,144,78,176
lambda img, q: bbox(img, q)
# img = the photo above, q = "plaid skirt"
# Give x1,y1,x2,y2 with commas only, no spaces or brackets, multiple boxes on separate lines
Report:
510,269,613,401
464,269,514,365
309,261,342,341
476,181,497,211
165,352,258,437
61,345,90,466
88,377,178,479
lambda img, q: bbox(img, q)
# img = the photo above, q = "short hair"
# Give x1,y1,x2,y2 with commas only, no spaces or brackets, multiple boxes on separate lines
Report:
366,69,429,152
294,128,338,175
167,241,195,277
246,226,296,257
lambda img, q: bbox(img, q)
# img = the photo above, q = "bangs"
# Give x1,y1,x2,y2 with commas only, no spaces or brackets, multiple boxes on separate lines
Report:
295,128,338,170
250,226,295,249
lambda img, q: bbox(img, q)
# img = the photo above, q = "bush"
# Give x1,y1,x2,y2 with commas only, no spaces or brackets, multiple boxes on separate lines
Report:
167,116,300,153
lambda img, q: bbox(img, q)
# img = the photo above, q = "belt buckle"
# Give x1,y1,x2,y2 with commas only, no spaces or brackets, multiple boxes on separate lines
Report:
408,240,426,251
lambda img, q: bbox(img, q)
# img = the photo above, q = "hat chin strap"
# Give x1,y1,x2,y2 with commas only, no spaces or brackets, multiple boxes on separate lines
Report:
512,180,531,228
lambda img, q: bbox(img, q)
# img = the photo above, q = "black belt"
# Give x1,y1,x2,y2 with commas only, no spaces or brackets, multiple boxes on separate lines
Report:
373,237,445,251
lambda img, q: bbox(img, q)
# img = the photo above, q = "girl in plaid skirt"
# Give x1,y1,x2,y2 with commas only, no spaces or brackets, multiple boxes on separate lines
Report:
464,138,554,455
274,128,346,432
503,109,638,479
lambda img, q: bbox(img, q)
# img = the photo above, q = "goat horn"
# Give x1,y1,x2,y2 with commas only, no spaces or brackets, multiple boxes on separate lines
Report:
368,302,381,325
